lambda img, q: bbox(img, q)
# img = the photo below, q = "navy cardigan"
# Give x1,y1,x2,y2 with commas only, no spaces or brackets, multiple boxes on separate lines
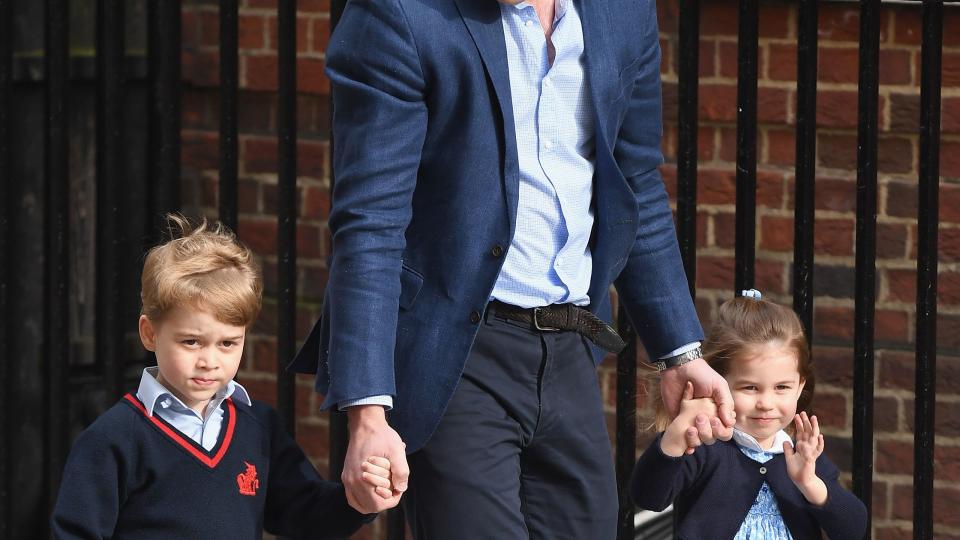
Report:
631,435,867,539
52,395,373,539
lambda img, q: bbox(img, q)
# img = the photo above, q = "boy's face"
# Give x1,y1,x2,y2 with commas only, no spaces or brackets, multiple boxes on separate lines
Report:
139,304,246,416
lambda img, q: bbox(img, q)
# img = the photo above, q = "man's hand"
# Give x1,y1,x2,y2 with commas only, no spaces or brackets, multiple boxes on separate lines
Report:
343,405,409,514
660,357,736,446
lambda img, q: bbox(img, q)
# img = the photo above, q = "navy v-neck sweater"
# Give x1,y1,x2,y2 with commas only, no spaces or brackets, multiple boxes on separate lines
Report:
631,435,867,539
52,394,373,539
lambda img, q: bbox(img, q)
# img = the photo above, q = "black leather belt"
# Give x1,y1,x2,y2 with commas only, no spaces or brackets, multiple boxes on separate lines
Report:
488,301,627,354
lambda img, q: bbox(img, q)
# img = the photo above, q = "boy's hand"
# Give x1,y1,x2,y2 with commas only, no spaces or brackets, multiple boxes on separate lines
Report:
660,382,719,457
360,456,398,501
784,412,828,506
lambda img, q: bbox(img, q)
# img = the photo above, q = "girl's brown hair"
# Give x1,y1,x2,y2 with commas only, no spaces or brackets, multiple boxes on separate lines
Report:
652,296,814,431
141,214,262,327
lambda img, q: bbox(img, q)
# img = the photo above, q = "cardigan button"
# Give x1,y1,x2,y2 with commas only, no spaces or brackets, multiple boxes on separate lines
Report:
759,466,767,475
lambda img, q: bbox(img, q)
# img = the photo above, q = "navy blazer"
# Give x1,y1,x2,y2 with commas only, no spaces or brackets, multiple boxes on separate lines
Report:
290,0,703,452
631,436,869,539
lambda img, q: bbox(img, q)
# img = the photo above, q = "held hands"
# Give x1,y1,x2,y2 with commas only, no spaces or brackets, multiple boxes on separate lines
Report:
660,382,719,457
783,412,828,507
660,357,736,448
343,405,409,514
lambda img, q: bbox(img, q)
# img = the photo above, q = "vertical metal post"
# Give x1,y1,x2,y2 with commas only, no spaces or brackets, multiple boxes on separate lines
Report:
615,306,638,540
913,2,942,538
44,0,70,516
329,0,349,487
148,0,181,233
852,1,880,532
676,0,700,298
793,0,818,342
220,0,239,232
0,0,10,534
277,0,297,435
97,0,127,401
734,0,758,294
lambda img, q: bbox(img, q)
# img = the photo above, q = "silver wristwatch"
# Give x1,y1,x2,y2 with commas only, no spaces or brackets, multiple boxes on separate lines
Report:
652,346,703,372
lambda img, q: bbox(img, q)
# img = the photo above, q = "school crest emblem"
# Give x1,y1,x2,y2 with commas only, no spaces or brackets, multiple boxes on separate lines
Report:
236,461,259,496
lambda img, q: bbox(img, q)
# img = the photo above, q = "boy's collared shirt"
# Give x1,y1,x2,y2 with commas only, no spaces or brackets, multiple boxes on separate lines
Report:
135,367,252,451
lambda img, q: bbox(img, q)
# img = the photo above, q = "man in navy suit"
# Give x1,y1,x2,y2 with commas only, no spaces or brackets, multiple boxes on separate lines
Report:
291,0,737,536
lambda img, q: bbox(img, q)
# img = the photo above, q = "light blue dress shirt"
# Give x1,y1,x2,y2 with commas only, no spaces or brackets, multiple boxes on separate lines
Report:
731,429,794,540
135,367,252,451
490,0,595,309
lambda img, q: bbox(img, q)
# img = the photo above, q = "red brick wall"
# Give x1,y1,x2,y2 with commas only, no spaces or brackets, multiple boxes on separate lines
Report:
178,0,960,538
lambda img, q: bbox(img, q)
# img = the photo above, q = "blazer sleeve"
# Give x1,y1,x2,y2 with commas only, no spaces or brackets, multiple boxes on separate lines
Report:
50,428,126,539
318,0,428,407
263,408,375,539
630,433,705,511
611,0,703,359
806,456,868,540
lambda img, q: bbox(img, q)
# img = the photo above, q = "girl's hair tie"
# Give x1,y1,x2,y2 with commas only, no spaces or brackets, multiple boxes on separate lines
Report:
740,289,762,300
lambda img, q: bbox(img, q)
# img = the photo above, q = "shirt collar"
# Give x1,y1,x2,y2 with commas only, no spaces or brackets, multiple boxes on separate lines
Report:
731,428,792,454
501,0,567,23
135,367,252,418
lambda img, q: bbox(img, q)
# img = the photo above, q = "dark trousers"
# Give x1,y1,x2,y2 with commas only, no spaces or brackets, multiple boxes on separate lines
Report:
402,308,618,540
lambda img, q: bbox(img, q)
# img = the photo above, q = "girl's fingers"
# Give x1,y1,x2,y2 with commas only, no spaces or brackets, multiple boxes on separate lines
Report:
802,411,814,434
783,440,794,456
794,414,804,435
817,434,825,453
811,415,820,438
682,381,694,401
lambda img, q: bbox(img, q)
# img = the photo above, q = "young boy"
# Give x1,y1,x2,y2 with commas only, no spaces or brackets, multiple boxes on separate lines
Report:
51,215,398,539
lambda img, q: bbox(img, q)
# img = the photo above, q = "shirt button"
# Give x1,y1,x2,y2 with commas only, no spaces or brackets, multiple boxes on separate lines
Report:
470,311,482,324
525,19,534,27
491,244,504,257
543,140,553,150
759,466,767,475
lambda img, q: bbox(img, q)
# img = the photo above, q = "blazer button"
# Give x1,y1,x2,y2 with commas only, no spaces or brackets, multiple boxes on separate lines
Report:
491,244,504,257
470,311,482,324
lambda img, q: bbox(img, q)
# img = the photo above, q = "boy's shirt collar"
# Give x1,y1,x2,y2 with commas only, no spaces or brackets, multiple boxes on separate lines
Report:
731,427,792,454
135,366,252,419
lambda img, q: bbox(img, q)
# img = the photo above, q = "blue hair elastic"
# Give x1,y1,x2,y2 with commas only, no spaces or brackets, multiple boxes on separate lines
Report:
740,289,762,300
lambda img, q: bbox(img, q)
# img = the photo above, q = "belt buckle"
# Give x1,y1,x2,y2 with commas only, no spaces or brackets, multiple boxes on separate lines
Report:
532,307,561,332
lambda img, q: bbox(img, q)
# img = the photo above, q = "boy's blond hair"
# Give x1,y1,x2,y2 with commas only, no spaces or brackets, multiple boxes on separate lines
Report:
141,214,262,327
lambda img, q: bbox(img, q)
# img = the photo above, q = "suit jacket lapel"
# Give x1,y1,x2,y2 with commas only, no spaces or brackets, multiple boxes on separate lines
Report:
574,0,616,148
453,0,519,229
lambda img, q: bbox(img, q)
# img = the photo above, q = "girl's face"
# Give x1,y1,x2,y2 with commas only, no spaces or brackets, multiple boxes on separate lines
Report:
725,341,805,449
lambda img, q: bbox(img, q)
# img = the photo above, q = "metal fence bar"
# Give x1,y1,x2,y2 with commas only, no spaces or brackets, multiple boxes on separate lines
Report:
852,0,881,530
793,0,818,342
220,0,239,232
0,0,10,533
615,306,638,540
96,0,127,401
913,2,943,538
676,0,700,297
44,0,70,516
148,0,181,234
277,0,297,435
734,0,758,294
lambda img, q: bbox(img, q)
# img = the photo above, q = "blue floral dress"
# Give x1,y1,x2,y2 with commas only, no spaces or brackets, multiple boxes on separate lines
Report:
732,429,794,540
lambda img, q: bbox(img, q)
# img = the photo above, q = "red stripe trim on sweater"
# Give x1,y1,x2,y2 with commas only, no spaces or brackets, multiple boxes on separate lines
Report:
124,393,236,468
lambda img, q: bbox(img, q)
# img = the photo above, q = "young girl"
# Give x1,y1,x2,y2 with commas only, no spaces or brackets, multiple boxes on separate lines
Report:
631,291,867,539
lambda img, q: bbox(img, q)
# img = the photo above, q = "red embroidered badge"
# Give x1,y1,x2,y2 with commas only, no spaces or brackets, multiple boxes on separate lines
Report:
236,462,260,496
